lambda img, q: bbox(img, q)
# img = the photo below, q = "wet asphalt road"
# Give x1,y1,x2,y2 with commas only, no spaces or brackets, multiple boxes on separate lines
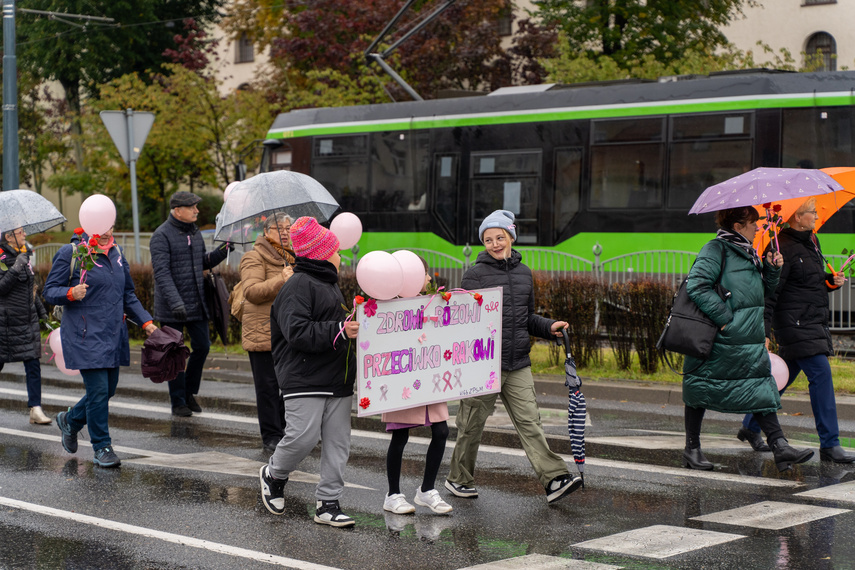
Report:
2,360,855,569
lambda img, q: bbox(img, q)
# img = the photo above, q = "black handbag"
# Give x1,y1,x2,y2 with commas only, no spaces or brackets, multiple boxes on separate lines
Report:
657,243,730,368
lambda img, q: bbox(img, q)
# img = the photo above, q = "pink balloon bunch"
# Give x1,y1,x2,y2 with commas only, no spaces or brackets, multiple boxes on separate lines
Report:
356,251,402,300
48,328,79,376
356,249,427,300
769,352,789,391
78,194,116,237
330,213,362,250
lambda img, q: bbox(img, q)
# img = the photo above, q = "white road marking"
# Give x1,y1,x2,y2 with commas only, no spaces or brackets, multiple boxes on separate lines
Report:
0,389,803,487
458,553,621,569
797,481,855,504
353,430,803,488
574,524,745,559
0,496,341,570
0,428,375,491
691,500,850,530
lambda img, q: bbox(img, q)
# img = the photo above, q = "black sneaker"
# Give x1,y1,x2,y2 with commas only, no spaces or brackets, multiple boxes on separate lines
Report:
93,446,121,468
444,479,478,498
545,474,582,504
259,465,287,515
172,405,193,417
186,394,202,413
314,500,355,528
56,410,78,454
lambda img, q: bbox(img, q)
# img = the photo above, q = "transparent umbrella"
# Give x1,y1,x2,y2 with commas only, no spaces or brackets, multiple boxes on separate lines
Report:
214,171,340,245
0,189,66,235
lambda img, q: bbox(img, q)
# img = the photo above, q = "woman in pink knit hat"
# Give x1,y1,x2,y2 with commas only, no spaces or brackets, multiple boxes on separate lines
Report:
258,216,359,528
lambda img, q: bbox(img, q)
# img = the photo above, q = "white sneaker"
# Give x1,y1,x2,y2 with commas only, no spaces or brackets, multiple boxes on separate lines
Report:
383,493,415,514
414,487,453,514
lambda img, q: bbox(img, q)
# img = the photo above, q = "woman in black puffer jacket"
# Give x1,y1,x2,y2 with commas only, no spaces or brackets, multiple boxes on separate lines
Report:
0,228,50,425
739,197,855,464
445,210,581,506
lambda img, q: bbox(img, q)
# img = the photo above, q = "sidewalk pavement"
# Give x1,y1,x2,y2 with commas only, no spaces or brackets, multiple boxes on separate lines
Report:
117,347,855,423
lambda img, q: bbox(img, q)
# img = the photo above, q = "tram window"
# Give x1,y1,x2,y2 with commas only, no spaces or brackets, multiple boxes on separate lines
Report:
668,140,752,210
672,113,752,139
782,107,855,169
311,159,369,212
472,152,540,176
553,148,582,242
434,154,459,239
313,135,367,157
590,143,663,209
370,131,430,212
593,118,664,144
471,178,540,244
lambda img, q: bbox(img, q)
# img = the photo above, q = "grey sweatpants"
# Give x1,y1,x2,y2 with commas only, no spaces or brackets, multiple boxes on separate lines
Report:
268,395,352,501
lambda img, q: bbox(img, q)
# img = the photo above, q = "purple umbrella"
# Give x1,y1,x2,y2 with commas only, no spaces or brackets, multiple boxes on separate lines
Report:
689,167,843,215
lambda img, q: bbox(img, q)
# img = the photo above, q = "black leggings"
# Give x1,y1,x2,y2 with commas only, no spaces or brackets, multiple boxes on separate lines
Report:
386,421,449,495
685,406,784,449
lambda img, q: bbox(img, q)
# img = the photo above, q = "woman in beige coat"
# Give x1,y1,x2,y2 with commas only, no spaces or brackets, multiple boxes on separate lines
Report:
240,213,294,452
381,260,452,516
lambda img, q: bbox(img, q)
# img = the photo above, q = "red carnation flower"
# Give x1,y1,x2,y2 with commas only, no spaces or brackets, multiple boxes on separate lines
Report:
473,293,483,306
762,202,772,209
88,237,98,247
355,295,365,305
773,204,782,212
441,292,452,303
73,227,84,235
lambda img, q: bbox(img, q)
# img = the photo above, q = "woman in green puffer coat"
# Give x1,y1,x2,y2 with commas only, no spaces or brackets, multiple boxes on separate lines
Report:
682,206,814,473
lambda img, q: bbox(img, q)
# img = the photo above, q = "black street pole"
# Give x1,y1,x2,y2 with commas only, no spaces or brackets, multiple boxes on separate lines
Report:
3,0,19,191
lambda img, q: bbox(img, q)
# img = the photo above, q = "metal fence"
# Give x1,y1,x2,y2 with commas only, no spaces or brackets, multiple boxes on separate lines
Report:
29,238,855,332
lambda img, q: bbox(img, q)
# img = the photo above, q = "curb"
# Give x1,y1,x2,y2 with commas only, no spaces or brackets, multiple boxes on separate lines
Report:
43,348,855,423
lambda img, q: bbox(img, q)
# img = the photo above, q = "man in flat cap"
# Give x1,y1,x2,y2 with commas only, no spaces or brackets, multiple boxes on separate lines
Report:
150,191,232,416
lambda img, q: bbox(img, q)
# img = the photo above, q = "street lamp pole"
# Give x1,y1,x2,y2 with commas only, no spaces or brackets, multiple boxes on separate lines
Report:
2,0,19,191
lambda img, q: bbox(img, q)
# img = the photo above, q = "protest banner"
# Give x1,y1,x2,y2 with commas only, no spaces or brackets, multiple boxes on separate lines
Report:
355,287,503,417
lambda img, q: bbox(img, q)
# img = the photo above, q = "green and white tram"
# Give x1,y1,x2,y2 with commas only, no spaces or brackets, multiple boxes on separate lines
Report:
260,70,855,262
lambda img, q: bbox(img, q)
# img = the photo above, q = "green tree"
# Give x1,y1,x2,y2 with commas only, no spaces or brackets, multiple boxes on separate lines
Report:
10,0,223,169
49,65,272,230
533,0,756,71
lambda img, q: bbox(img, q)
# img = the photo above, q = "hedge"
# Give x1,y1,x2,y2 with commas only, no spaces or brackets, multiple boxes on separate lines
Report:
33,264,677,372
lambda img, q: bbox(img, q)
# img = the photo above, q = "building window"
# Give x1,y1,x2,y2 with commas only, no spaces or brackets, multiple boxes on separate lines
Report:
235,33,254,64
497,2,512,37
805,32,836,71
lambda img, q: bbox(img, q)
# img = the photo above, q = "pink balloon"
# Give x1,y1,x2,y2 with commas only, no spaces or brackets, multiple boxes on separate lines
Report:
392,250,426,298
49,329,78,375
330,213,363,250
769,352,789,391
356,251,403,300
55,353,79,376
79,194,116,236
224,181,240,202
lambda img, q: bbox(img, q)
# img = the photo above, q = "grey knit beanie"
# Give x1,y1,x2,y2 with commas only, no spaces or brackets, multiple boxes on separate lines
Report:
478,210,517,243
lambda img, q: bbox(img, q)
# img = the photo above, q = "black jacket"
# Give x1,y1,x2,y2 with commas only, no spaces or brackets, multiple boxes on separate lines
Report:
765,228,835,360
150,214,228,322
270,257,356,399
0,243,46,362
461,249,555,371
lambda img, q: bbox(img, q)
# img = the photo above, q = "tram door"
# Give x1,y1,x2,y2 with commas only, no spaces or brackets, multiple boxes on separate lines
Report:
468,150,542,245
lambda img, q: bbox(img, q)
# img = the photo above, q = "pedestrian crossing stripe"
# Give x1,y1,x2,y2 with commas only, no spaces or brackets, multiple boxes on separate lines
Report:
573,525,745,559
691,500,850,530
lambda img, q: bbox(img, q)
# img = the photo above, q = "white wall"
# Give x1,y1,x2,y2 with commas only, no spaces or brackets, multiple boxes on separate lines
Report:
723,1,855,70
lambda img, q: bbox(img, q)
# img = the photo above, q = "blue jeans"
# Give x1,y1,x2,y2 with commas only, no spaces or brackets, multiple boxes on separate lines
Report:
0,358,43,407
742,353,840,448
65,368,120,451
161,320,210,408
24,359,42,407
